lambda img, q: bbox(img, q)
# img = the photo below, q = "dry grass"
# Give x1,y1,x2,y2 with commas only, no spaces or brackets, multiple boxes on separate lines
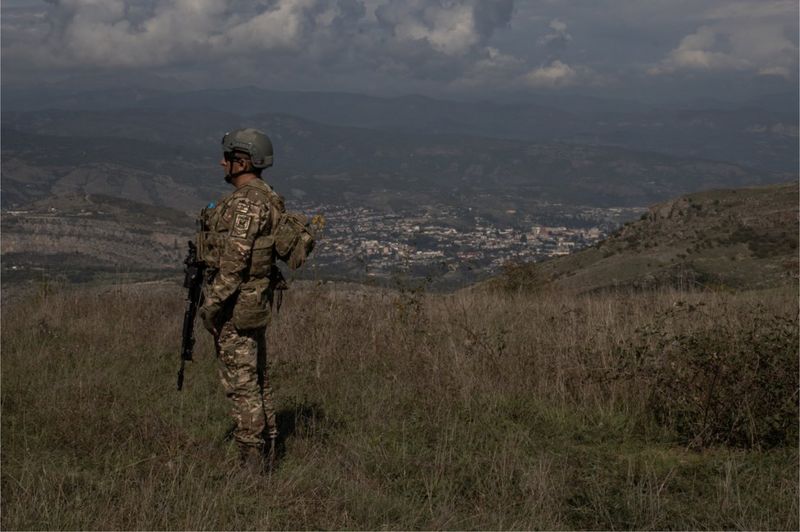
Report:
2,279,798,530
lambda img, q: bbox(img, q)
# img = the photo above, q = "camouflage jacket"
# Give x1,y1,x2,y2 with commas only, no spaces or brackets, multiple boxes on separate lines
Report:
197,179,285,322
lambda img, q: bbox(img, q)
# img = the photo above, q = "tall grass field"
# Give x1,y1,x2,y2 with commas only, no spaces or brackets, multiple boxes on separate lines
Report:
2,280,798,530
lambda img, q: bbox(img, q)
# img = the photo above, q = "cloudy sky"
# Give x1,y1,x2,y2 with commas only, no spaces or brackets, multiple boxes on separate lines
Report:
2,0,797,102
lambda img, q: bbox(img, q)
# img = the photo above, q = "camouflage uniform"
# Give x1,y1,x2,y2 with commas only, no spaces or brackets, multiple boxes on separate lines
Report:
197,178,285,454
214,320,276,447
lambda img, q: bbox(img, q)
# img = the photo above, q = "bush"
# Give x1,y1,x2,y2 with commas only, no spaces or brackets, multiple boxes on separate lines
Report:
498,260,542,291
727,225,799,259
614,303,799,449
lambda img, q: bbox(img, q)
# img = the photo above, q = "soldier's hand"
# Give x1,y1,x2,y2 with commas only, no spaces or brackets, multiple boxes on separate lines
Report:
199,303,221,336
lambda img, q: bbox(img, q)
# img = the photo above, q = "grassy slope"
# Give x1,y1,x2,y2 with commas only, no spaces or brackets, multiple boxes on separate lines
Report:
496,182,799,293
2,281,797,530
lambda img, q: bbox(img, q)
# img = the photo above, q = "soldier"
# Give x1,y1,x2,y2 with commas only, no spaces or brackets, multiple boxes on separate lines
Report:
196,128,285,473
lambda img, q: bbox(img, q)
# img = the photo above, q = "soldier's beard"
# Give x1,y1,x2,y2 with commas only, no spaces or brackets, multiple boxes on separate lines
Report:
224,169,251,184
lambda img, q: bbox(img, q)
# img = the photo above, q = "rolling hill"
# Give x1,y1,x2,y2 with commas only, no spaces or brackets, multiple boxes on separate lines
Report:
494,182,799,293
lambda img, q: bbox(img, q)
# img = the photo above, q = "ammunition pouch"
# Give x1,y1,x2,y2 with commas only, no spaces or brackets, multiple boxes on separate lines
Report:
274,213,315,270
249,234,275,279
232,278,271,330
196,230,222,269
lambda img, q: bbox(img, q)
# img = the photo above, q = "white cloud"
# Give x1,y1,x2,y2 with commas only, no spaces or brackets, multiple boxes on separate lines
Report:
3,1,361,69
390,3,477,55
537,18,572,50
213,0,318,53
522,59,609,89
549,19,567,33
648,26,750,74
4,0,515,81
31,0,227,68
758,65,791,77
524,60,577,88
649,2,798,79
375,0,513,56
455,46,525,87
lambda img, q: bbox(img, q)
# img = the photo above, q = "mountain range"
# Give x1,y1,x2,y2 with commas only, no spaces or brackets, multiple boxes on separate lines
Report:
4,86,797,172
2,106,791,216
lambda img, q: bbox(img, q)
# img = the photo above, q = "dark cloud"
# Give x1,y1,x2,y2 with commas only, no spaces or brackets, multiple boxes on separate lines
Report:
472,0,514,40
1,0,797,99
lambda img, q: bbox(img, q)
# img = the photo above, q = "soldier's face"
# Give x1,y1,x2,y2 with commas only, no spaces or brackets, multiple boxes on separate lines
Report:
221,157,233,183
221,153,246,183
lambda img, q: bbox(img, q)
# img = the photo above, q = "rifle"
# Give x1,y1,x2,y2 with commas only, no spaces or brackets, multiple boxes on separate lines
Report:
269,264,288,313
177,240,205,391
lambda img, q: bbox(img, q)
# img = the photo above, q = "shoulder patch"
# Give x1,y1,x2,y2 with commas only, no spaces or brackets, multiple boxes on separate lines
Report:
234,200,250,214
231,213,252,238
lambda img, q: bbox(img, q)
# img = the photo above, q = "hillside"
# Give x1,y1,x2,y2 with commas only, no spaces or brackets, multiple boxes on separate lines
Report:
1,194,192,283
495,182,799,293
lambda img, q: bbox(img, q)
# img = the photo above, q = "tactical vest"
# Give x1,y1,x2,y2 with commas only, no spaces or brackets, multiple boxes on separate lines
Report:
196,179,285,281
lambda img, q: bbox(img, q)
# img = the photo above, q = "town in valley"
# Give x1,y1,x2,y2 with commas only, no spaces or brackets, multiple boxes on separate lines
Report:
293,201,645,284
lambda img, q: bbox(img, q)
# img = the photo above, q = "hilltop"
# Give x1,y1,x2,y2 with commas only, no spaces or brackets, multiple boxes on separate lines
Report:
495,182,799,293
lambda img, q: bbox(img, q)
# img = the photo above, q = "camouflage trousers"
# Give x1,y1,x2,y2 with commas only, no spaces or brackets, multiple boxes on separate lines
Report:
215,320,277,449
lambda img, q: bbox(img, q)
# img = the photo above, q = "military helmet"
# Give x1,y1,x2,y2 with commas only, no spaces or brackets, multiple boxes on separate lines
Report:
221,128,274,169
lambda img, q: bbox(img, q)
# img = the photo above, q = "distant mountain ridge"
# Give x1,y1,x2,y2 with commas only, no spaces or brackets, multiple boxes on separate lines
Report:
2,108,788,214
3,86,796,172
493,182,799,293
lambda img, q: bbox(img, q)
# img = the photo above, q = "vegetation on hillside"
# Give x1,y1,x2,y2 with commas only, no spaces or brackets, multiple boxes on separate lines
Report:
2,194,191,283
496,182,799,293
2,281,797,529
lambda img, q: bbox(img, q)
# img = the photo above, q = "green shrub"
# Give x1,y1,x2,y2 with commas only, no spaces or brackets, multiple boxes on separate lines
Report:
727,225,799,259
498,260,542,291
614,303,798,449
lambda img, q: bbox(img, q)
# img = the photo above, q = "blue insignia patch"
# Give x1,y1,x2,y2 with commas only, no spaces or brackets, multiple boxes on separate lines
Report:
207,201,216,209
